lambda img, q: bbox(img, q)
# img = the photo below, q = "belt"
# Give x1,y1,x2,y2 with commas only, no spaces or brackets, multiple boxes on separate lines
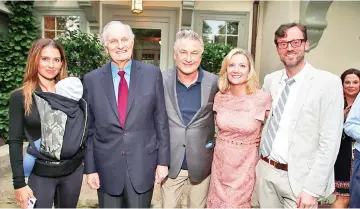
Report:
261,155,288,171
217,136,259,146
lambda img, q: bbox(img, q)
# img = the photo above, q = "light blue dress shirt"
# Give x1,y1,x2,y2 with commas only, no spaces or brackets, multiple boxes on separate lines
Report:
344,93,360,152
111,60,132,103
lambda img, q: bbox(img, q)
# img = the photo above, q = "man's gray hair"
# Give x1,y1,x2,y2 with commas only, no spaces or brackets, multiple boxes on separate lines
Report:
173,29,204,53
101,21,135,46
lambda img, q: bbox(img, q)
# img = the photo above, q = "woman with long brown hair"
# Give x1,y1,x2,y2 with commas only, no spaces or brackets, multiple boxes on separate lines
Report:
8,38,86,208
332,68,360,208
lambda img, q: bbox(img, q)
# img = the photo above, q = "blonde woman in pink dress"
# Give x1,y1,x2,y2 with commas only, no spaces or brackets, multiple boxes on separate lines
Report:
207,48,271,208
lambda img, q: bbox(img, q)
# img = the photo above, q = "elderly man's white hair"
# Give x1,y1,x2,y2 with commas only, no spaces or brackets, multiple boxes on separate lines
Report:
173,29,204,53
101,21,135,46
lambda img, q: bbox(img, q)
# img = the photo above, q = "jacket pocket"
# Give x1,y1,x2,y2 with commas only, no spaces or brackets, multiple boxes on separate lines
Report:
146,141,159,154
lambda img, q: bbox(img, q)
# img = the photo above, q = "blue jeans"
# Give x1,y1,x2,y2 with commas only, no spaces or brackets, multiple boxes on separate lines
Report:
23,139,40,177
350,149,360,208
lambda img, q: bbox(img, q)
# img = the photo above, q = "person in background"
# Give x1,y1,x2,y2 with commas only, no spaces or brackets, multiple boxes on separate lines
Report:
333,68,360,208
343,69,360,208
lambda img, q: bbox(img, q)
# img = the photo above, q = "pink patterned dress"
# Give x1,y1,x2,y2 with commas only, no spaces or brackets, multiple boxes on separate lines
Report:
207,90,271,208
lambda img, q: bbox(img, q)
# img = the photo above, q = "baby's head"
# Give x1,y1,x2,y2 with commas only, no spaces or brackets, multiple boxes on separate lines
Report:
55,77,83,101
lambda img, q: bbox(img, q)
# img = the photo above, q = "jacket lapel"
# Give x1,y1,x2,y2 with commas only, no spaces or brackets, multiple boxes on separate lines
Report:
164,68,185,125
101,62,120,122
187,72,212,126
126,60,142,116
288,70,315,145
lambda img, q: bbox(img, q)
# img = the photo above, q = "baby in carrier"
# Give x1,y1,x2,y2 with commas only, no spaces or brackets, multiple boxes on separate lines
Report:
23,77,85,177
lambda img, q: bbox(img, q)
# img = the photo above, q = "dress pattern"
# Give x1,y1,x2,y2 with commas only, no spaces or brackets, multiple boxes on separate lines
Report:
334,132,356,196
207,90,271,208
334,102,356,196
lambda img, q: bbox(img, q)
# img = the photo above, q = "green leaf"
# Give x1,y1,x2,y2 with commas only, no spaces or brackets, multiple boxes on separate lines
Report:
14,35,22,41
0,0,37,139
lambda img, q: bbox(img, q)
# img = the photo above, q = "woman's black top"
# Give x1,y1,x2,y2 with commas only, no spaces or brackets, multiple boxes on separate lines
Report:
8,89,41,189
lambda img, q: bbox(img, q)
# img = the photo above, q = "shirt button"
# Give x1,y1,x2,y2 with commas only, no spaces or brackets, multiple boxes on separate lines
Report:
183,144,186,147
124,132,127,136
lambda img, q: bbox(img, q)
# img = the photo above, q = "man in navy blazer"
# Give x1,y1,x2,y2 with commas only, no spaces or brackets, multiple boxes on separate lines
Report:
82,21,170,208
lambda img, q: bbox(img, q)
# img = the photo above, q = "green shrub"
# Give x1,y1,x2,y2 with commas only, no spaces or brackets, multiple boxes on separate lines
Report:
201,43,233,74
56,30,109,79
0,1,38,142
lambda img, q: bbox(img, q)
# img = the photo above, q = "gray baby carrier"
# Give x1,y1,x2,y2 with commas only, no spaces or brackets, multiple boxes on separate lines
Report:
27,91,88,177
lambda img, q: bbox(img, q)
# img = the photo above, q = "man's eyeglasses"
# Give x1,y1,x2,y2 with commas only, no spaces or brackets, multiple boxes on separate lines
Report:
276,39,304,49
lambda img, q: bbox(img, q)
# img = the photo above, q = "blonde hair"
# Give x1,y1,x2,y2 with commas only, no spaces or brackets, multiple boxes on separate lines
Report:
20,38,68,115
218,48,259,94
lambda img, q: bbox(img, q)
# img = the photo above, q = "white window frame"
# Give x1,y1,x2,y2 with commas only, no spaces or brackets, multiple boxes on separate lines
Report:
193,11,250,50
33,9,88,38
43,15,81,39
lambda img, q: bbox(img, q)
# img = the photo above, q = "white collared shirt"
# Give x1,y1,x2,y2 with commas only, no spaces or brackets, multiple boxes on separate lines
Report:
269,63,309,164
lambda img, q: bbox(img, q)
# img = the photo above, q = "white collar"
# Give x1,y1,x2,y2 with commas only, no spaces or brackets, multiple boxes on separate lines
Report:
279,62,310,84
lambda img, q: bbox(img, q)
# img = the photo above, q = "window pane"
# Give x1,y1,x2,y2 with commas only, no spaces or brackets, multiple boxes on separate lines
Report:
202,34,213,44
214,35,226,44
227,21,238,35
44,16,55,30
217,23,226,35
44,31,55,39
227,36,238,47
56,17,67,30
203,20,226,35
202,20,212,34
66,16,80,31
56,30,66,38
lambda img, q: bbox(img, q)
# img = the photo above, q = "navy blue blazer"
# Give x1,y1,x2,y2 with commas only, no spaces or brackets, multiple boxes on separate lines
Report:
83,60,170,195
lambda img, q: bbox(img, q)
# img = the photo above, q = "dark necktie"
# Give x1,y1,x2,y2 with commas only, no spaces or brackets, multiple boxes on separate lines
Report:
117,71,128,127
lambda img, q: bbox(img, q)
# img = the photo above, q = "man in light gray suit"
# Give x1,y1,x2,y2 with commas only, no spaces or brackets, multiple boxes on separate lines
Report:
160,30,218,208
256,22,343,208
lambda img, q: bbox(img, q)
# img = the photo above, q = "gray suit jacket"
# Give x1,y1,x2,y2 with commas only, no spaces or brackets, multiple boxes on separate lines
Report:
162,68,218,182
260,63,344,197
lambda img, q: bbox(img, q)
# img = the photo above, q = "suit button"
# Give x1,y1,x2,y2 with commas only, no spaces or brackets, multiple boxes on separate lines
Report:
124,132,127,136
122,151,126,156
183,144,186,147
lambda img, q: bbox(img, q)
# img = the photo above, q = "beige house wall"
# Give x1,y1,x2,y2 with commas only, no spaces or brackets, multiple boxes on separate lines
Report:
306,1,360,76
34,1,81,8
101,0,181,7
99,1,181,32
258,1,360,83
258,1,301,85
143,1,182,8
